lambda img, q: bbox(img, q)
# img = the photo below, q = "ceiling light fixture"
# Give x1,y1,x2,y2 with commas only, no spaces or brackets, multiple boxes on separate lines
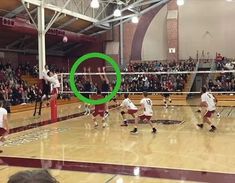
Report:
113,8,121,17
131,16,139,24
90,0,100,9
177,0,184,6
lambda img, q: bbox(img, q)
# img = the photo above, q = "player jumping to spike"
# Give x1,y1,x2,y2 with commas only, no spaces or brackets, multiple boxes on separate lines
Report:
83,67,93,115
43,70,60,100
91,90,108,128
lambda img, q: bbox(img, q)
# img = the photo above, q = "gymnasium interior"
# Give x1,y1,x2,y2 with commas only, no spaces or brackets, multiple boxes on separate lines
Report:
0,0,235,182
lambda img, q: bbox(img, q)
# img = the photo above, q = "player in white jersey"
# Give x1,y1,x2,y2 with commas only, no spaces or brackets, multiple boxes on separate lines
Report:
196,88,220,118
41,65,50,102
120,93,138,126
197,86,217,132
130,92,157,134
43,70,60,99
0,101,9,153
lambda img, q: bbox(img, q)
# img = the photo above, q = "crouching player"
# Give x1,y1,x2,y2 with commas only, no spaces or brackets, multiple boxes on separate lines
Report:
120,93,138,126
197,86,217,132
130,92,157,134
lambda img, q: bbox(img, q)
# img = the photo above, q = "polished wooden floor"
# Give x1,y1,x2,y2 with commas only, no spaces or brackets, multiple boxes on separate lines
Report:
0,166,198,183
0,98,235,182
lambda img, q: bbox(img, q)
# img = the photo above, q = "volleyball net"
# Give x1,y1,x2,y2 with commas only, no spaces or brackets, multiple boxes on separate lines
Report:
57,69,235,95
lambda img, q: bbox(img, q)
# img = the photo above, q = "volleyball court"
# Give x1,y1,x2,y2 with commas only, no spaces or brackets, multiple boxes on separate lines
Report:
56,58,235,133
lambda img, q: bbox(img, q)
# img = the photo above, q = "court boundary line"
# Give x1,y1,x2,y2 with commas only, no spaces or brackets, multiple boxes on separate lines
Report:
0,156,234,183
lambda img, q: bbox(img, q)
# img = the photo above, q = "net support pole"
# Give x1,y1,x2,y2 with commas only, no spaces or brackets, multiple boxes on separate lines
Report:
37,5,46,79
50,96,58,123
120,18,124,66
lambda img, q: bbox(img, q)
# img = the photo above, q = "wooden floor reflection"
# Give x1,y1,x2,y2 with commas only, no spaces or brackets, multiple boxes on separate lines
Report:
0,99,235,182
0,166,198,183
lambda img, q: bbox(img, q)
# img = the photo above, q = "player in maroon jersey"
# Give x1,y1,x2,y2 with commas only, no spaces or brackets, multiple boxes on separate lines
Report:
91,90,108,128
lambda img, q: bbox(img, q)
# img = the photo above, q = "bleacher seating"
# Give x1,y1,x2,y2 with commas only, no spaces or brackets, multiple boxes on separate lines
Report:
11,97,79,113
21,75,40,86
216,95,235,101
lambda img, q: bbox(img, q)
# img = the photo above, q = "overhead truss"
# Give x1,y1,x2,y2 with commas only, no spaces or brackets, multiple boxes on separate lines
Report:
1,0,169,56
19,0,169,35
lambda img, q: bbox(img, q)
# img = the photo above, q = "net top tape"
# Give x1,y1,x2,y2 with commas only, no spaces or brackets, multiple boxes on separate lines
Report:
58,70,235,76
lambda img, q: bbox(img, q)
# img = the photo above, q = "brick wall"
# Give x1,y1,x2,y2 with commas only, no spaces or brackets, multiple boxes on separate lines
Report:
167,0,179,61
123,22,137,63
168,0,178,10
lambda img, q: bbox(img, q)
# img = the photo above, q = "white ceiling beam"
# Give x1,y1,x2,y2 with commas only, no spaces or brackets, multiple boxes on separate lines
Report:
90,0,170,36
45,0,72,32
127,8,139,14
79,0,146,33
21,1,38,30
98,0,146,23
104,14,135,23
95,0,112,19
56,18,77,29
4,5,25,18
101,0,169,25
22,0,102,23
139,0,169,15
134,0,162,7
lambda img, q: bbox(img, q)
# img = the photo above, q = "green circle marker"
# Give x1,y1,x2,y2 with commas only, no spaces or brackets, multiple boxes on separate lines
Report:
69,52,122,105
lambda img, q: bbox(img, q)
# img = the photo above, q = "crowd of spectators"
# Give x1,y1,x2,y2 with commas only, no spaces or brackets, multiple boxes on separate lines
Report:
0,58,197,100
65,60,196,95
208,58,235,92
2,55,234,106
0,63,31,105
119,60,196,92
0,62,67,106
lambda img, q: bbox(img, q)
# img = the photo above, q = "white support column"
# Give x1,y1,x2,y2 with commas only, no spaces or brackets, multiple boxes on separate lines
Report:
37,5,46,79
120,20,124,66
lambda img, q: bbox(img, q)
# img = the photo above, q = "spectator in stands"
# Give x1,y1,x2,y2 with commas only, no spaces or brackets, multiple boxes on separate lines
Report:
0,59,199,104
216,53,223,62
120,60,194,93
209,58,235,92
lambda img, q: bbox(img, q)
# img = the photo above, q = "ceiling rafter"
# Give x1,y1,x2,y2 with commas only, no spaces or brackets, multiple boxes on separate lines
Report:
0,0,169,56
22,0,101,23
4,5,25,18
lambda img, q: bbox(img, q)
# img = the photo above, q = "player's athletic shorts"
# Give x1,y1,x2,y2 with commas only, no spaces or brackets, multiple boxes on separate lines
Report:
127,109,138,114
138,114,152,121
0,128,7,136
92,110,105,117
204,110,215,118
52,88,59,95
